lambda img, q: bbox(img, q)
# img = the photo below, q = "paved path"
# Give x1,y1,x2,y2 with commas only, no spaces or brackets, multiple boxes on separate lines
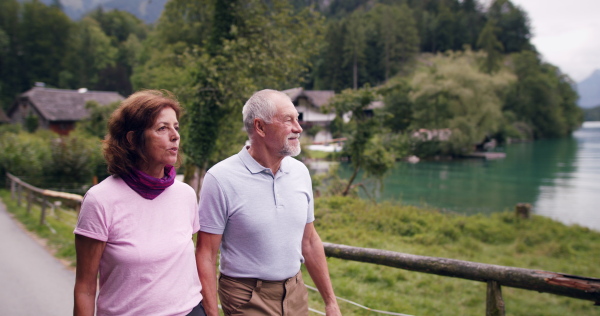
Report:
0,200,74,315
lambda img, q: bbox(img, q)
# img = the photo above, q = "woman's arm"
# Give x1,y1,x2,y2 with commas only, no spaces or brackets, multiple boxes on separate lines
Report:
73,234,106,316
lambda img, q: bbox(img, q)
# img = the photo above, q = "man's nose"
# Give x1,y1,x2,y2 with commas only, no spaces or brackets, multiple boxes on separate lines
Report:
293,120,303,133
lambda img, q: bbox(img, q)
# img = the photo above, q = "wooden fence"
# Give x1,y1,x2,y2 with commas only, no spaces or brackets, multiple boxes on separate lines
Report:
6,172,83,225
323,243,600,316
4,172,600,315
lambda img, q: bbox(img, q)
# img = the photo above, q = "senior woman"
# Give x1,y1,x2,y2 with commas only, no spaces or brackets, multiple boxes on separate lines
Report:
73,90,205,316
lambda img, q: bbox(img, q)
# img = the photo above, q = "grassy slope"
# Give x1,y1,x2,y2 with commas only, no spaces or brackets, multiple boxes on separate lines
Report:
2,190,599,315
304,196,600,315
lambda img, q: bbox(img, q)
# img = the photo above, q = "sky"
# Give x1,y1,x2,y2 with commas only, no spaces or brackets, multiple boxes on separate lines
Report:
509,0,600,82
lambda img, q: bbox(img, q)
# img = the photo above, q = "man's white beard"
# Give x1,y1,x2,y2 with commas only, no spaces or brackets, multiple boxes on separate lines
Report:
280,133,301,157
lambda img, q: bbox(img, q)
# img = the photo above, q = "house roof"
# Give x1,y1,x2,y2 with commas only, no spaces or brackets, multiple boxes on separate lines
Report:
283,87,335,108
16,87,124,121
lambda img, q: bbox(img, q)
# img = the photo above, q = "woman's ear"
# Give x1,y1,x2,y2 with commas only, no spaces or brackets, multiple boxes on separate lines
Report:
126,131,135,148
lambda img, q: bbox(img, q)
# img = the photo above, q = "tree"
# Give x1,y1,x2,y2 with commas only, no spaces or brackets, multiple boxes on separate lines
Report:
312,20,351,91
455,0,486,50
87,8,148,96
132,0,213,93
60,17,117,90
0,0,20,108
327,86,395,196
78,100,120,139
433,2,456,52
380,78,413,133
487,0,532,53
370,3,420,81
20,0,72,87
504,51,582,138
410,50,515,154
138,0,325,193
342,11,367,89
477,19,504,74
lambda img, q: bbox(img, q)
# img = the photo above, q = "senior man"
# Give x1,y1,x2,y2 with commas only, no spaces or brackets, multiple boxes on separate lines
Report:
196,89,341,316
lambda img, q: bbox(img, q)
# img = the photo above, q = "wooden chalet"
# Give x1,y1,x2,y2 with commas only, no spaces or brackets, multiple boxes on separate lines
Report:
8,87,124,135
283,87,336,142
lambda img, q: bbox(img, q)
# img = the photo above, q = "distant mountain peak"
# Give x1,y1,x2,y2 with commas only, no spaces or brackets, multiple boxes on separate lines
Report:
578,69,600,108
22,0,166,24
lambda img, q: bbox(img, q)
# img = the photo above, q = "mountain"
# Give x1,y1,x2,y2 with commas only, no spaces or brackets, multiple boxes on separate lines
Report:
583,105,600,121
577,69,600,108
28,0,167,24
101,0,168,24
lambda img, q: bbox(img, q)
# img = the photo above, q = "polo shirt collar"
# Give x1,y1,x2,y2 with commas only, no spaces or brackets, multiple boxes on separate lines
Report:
239,146,290,174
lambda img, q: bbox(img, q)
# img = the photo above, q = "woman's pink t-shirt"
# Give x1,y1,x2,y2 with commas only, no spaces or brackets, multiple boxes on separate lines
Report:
74,176,202,316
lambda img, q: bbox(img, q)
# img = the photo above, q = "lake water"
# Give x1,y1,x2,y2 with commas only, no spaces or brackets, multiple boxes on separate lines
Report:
335,121,600,231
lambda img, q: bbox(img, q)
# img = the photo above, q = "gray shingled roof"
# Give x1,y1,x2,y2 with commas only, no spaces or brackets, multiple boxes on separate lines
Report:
20,87,124,121
283,87,335,108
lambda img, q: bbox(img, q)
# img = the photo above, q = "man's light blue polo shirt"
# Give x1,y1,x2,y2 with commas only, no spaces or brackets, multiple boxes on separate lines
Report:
198,146,315,280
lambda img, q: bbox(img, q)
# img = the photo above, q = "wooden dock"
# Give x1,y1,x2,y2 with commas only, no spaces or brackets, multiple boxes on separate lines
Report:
464,152,506,160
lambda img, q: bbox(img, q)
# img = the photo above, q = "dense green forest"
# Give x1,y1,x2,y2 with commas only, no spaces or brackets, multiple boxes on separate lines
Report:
0,0,584,186
584,106,600,121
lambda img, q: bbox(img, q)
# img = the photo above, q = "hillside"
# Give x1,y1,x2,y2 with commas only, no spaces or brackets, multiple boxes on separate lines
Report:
577,69,600,108
584,105,600,121
26,0,167,23
31,0,336,23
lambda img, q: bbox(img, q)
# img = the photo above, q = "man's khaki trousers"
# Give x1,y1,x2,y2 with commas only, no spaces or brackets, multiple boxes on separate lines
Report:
218,270,309,316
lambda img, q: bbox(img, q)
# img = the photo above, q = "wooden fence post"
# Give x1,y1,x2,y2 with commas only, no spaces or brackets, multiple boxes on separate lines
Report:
16,184,22,207
515,203,531,219
40,196,47,225
26,189,32,215
10,178,16,200
486,280,505,316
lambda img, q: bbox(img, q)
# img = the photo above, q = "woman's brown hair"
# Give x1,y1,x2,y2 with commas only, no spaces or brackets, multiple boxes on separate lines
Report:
103,90,183,176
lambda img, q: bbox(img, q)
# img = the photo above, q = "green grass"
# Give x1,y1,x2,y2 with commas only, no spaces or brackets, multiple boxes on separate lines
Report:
303,196,600,315
304,150,333,160
3,189,599,315
0,189,78,266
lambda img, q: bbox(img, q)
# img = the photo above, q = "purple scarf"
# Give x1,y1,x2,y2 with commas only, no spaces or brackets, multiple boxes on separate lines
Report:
120,165,176,200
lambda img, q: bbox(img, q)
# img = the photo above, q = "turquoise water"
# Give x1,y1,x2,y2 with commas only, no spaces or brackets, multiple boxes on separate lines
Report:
337,122,600,231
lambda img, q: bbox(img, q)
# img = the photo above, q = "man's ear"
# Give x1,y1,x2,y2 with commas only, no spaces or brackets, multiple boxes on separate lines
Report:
254,118,266,137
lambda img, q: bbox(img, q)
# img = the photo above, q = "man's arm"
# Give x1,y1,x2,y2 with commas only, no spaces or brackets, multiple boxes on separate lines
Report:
196,231,223,316
302,222,342,316
74,234,105,316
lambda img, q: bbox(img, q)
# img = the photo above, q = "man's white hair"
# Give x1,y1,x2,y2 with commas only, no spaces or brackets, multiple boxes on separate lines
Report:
242,89,291,136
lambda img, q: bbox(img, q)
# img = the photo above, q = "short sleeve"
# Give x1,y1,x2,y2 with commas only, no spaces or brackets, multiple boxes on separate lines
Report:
306,170,315,224
191,189,200,233
74,192,110,242
198,172,228,235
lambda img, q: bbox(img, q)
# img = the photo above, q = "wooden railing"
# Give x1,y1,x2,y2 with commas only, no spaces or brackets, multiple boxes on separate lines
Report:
5,172,599,315
323,243,600,316
6,172,83,225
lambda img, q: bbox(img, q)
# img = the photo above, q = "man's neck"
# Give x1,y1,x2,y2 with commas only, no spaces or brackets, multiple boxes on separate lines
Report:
247,145,284,174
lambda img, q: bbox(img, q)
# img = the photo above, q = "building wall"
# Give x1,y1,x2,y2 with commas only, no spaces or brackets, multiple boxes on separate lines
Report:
49,122,75,136
10,100,49,130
